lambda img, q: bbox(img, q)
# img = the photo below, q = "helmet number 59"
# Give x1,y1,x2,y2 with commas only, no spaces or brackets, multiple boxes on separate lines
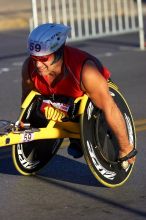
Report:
29,43,41,52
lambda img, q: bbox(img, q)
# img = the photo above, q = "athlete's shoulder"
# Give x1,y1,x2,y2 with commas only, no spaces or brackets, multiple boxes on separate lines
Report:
21,57,32,80
64,45,87,55
22,57,31,70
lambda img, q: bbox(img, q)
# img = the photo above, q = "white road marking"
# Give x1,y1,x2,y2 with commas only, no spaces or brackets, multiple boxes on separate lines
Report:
105,52,113,57
0,68,10,74
12,79,20,83
12,62,23,66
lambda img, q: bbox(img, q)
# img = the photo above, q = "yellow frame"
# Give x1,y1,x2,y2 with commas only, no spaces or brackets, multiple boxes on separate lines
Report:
0,91,88,148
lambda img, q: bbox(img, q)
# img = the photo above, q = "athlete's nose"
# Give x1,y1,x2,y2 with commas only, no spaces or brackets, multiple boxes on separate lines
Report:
36,60,42,66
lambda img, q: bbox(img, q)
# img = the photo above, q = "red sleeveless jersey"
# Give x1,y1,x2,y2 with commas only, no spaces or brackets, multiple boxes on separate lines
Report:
28,46,110,98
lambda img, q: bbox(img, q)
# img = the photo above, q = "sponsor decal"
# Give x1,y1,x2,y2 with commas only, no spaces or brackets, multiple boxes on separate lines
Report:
26,103,33,120
40,100,69,122
44,106,66,121
87,140,116,180
17,144,39,169
124,113,134,145
87,102,94,120
41,100,70,112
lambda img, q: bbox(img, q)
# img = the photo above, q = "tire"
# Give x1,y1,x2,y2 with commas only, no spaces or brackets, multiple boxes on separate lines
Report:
80,83,136,188
12,139,63,175
12,94,63,175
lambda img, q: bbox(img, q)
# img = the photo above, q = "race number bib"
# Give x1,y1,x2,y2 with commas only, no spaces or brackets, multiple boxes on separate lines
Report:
21,132,34,142
40,100,70,122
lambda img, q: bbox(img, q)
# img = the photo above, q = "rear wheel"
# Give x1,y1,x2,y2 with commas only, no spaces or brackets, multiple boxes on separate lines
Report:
81,83,136,188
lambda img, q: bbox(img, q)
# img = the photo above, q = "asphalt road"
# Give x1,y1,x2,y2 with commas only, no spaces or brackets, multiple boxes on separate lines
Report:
0,30,146,220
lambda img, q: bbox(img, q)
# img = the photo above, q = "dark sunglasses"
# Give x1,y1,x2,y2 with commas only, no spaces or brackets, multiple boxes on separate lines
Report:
31,54,52,62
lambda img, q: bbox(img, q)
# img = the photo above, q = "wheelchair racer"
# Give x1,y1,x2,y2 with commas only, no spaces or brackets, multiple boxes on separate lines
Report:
21,23,137,164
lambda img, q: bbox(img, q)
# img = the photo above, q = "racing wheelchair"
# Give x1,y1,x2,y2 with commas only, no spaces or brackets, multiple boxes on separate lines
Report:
0,81,137,188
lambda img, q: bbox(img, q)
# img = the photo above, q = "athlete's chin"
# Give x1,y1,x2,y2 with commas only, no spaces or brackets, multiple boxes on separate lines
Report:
37,70,47,76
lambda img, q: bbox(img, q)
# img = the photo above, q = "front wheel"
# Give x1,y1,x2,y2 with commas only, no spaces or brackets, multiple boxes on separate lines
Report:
80,83,136,188
12,139,63,175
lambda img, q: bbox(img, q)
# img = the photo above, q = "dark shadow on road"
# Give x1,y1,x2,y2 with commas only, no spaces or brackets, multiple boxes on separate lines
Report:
0,151,101,187
37,154,101,187
34,174,146,219
0,148,19,175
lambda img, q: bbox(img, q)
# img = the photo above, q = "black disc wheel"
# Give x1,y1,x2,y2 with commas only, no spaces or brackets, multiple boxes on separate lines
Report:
80,83,136,188
12,94,63,175
12,139,63,175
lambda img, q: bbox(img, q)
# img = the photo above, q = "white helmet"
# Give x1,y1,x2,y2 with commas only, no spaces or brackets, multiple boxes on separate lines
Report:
28,23,71,56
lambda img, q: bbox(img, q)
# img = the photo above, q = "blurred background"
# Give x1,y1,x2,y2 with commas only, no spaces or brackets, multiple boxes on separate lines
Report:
0,1,146,220
0,0,31,31
0,0,146,43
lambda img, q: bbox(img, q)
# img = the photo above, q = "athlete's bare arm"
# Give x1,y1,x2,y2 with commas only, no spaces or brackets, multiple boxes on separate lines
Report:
81,61,134,163
21,58,35,103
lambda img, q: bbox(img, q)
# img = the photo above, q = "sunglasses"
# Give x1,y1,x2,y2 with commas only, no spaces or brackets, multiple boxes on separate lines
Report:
31,54,52,62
